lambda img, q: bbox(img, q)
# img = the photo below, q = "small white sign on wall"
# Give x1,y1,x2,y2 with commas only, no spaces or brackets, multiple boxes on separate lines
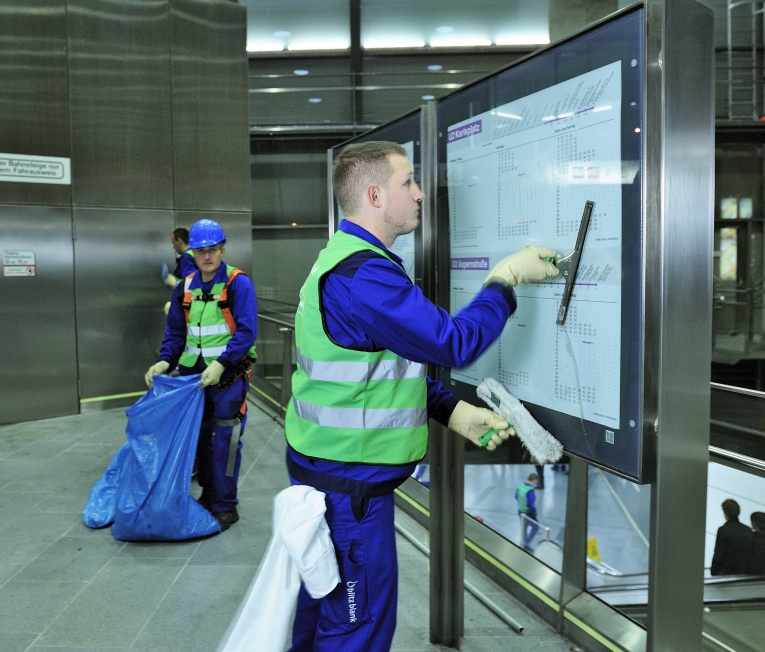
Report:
0,153,71,185
3,251,36,278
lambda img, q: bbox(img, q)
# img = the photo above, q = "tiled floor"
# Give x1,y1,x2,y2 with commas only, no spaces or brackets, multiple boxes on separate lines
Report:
0,398,577,652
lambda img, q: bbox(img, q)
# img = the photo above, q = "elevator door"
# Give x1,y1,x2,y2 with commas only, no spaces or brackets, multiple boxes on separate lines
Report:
0,205,79,424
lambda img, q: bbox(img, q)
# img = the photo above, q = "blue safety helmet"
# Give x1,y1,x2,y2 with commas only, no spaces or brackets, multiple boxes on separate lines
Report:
188,219,226,249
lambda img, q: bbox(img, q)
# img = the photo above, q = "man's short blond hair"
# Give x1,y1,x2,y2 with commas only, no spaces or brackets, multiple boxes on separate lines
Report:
333,141,407,216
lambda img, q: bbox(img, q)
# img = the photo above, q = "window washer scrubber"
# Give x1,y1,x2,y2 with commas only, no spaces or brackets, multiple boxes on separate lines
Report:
476,378,563,464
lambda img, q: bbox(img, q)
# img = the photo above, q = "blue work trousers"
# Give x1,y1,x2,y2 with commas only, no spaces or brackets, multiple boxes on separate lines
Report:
287,489,398,652
180,363,247,513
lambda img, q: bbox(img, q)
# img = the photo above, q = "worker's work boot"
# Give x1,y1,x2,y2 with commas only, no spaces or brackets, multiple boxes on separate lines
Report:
213,508,239,532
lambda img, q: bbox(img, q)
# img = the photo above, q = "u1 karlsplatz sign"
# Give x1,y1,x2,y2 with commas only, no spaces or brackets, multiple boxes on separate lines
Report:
0,153,71,185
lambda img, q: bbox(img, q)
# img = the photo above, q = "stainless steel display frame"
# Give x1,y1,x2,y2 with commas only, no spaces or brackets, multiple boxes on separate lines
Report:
322,1,714,647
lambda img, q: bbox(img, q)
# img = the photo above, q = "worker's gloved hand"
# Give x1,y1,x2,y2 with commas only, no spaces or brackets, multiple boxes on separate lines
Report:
447,400,515,451
485,244,559,287
163,301,171,315
144,361,170,389
199,360,225,388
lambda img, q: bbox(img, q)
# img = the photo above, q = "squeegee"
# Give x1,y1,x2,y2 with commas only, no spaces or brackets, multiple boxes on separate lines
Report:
556,200,594,325
476,378,563,464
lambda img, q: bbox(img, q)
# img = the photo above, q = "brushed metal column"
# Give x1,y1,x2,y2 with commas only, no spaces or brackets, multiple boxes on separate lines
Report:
66,0,174,208
171,0,250,212
73,208,174,401
644,1,714,650
0,0,71,207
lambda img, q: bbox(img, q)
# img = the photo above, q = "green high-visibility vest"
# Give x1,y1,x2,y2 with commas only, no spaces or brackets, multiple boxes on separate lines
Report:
178,265,257,368
285,230,428,464
517,483,534,514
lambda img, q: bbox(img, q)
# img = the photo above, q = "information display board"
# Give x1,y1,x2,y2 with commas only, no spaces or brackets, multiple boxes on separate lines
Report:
437,8,646,480
330,109,422,283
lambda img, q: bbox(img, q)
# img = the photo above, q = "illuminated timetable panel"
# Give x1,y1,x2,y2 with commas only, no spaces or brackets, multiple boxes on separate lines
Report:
448,62,623,429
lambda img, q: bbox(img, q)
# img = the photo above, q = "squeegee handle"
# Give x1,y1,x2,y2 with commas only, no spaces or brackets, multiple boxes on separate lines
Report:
479,426,514,447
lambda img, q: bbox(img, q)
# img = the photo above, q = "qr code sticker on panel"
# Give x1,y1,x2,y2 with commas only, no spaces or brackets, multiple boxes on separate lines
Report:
605,430,615,444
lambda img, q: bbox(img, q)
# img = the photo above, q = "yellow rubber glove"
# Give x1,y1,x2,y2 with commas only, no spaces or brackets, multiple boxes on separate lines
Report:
199,360,225,388
447,400,515,451
485,244,559,287
144,360,170,389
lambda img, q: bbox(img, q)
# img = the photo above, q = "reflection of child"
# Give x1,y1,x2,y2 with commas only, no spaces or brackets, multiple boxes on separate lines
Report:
516,472,539,549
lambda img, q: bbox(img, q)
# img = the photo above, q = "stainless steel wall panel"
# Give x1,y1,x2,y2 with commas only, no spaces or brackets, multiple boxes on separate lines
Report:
66,0,173,208
0,205,78,424
171,0,251,212
73,207,173,400
0,0,71,206
176,210,251,276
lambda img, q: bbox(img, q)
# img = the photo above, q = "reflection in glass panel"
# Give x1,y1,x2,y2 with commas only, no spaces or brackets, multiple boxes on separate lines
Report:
739,197,753,219
586,466,651,591
705,462,765,577
720,197,738,219
719,227,737,282
463,462,569,567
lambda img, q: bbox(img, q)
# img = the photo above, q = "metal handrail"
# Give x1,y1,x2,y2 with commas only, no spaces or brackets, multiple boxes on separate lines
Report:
257,313,294,329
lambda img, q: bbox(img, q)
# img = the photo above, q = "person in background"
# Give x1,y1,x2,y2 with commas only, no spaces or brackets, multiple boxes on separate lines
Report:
517,472,540,550
283,140,560,652
161,228,199,315
749,511,765,575
711,498,754,575
162,227,198,287
145,218,258,532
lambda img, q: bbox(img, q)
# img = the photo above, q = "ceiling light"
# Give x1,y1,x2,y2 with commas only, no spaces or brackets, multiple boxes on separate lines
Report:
422,95,436,100
436,26,454,34
308,98,322,103
427,64,443,71
496,111,522,120
288,39,349,51
293,69,309,76
363,38,425,49
274,31,291,38
495,34,550,46
246,42,284,52
593,105,612,112
430,37,492,48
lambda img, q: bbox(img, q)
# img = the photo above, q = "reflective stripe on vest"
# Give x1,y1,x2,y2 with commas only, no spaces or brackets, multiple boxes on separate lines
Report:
296,347,425,383
285,230,428,465
292,398,427,430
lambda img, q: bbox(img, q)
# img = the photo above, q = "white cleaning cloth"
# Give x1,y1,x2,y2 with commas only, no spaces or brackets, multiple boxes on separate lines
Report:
477,378,563,464
217,485,340,652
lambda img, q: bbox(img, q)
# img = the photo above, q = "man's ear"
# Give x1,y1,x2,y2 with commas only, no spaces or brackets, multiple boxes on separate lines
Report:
365,183,383,209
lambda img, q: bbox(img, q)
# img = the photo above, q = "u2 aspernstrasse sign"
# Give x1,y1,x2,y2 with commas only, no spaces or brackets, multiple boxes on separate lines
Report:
0,153,71,185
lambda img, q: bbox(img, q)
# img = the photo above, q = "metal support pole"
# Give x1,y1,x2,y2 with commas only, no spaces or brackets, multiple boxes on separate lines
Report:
428,421,465,648
645,1,714,649
278,327,293,408
557,457,588,632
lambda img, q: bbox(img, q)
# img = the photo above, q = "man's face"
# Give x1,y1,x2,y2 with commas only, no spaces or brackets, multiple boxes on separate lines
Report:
193,244,225,278
380,154,423,237
171,235,186,254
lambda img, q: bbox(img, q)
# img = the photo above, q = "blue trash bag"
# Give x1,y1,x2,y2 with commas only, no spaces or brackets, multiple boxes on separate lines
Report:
103,374,220,541
83,442,131,528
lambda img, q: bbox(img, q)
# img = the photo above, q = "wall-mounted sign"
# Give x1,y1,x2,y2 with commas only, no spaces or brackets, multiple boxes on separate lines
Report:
3,266,36,277
0,153,71,185
4,251,35,266
3,251,36,277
